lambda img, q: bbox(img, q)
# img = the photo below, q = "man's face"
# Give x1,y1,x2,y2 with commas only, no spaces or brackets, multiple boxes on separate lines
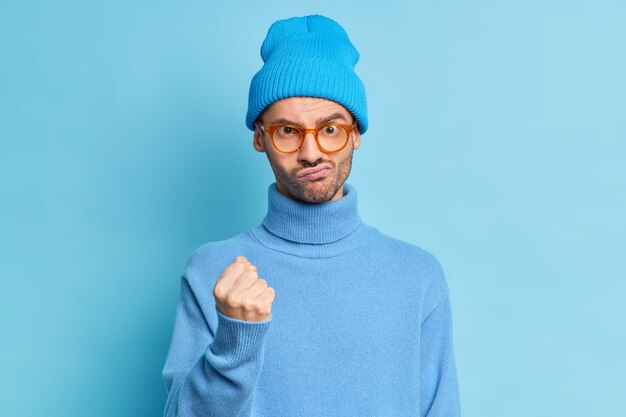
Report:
253,97,361,204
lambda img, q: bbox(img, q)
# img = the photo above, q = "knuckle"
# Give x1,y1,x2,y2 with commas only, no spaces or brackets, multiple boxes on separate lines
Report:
225,294,241,307
241,298,255,311
212,284,223,299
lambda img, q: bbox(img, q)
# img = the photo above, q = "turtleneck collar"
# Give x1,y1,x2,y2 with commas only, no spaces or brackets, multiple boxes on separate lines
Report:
248,181,375,258
261,181,361,244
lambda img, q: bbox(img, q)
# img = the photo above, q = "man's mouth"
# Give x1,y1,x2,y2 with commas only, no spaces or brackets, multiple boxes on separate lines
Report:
297,163,332,180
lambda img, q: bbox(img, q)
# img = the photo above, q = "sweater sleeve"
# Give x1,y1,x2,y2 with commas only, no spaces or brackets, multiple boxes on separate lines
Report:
419,291,462,417
161,275,272,417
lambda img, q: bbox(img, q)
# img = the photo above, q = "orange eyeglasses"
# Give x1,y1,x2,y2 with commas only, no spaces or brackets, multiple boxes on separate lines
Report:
257,122,357,154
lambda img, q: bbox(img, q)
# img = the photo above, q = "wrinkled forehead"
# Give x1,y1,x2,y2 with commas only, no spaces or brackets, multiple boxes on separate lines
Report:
258,97,354,126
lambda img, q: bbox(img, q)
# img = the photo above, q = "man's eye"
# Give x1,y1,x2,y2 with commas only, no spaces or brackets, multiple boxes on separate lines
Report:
324,126,336,134
280,127,296,135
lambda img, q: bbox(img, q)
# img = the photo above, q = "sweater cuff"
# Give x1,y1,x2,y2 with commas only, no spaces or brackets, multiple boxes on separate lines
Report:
209,305,272,364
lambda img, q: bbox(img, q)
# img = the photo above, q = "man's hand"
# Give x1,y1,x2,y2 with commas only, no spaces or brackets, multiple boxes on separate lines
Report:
213,256,276,322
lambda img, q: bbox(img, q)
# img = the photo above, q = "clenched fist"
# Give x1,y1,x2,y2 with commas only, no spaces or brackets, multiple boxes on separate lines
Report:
213,256,276,322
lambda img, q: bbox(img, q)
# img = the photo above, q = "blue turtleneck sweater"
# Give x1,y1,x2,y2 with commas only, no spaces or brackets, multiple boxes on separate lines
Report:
161,182,461,416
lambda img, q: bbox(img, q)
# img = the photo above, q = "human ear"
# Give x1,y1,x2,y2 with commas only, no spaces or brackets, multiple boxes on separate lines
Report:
253,123,266,153
352,128,361,150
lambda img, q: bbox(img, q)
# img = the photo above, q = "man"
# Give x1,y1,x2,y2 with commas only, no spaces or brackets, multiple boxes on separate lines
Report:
162,14,461,417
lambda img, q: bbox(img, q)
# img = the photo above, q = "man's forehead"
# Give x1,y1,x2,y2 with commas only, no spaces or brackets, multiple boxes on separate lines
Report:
261,97,352,123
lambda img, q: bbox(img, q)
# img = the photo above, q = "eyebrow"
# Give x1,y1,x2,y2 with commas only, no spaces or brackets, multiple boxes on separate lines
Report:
266,112,350,126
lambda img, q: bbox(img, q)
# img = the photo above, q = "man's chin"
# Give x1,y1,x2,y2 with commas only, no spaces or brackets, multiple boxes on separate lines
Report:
297,179,339,203
275,173,338,203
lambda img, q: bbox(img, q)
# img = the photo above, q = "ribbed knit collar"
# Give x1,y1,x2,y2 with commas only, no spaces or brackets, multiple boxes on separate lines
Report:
249,181,374,258
262,181,361,244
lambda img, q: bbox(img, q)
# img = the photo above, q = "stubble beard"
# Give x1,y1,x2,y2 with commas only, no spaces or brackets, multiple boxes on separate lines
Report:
267,143,354,204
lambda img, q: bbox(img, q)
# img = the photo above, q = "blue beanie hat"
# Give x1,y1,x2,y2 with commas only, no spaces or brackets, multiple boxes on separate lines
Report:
246,14,368,134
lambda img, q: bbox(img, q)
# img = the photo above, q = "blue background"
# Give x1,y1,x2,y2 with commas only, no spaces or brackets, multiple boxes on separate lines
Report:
1,1,624,416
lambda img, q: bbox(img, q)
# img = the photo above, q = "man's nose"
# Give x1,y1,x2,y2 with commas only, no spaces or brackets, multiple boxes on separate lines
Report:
297,131,324,163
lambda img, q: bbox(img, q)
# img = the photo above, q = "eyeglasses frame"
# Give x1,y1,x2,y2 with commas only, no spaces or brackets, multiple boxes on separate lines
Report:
256,121,357,154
